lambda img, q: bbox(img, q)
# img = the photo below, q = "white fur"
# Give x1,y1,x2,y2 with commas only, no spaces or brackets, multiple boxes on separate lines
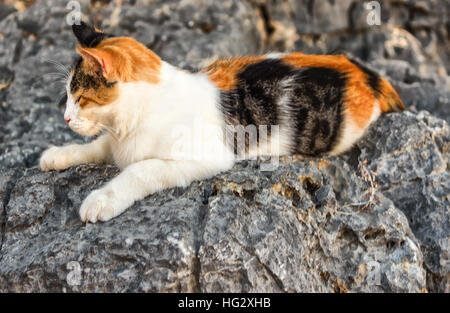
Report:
275,77,297,155
265,52,285,59
107,63,234,168
41,62,234,223
369,100,381,124
331,100,381,155
64,71,78,122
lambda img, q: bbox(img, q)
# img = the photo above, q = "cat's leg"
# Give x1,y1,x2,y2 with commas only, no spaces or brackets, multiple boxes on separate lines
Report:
79,158,234,223
40,134,111,171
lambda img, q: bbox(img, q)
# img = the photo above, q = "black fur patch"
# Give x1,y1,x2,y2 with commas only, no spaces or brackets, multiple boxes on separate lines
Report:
290,67,347,155
222,59,293,126
219,59,348,156
348,57,382,96
72,21,111,48
70,56,115,93
220,59,293,154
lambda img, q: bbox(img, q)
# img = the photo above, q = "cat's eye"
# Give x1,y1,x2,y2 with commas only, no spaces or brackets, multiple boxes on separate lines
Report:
75,97,81,105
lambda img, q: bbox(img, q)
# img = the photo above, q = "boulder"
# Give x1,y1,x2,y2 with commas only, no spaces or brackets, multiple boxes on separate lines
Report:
0,112,447,292
0,0,448,292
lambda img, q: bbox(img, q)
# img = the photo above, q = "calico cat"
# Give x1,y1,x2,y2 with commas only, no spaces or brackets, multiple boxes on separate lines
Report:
40,22,404,223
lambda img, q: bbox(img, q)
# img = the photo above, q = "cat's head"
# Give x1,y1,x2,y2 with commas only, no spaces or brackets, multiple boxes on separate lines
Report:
63,21,161,137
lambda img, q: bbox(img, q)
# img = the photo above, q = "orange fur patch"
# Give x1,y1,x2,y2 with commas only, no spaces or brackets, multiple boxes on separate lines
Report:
282,53,377,129
378,78,405,113
201,56,264,91
78,37,162,84
79,89,119,108
202,52,401,129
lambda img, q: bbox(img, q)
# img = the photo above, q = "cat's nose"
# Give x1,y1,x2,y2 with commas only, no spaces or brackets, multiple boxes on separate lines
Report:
64,117,71,124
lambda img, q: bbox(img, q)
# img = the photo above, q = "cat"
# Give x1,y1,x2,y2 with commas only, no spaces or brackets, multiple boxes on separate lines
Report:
40,22,404,223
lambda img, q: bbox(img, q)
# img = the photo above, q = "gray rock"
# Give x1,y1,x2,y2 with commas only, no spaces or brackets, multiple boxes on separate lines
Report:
0,0,448,293
199,159,426,292
1,111,448,292
0,165,199,292
0,2,17,22
357,111,450,292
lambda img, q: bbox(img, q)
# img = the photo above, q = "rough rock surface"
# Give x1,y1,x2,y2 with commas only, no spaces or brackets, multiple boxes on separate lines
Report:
0,0,448,292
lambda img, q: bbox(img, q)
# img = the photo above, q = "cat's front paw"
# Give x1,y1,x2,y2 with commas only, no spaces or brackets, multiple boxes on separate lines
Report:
40,146,74,171
79,189,126,223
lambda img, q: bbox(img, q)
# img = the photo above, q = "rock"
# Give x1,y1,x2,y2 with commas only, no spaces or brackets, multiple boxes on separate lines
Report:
261,0,450,71
1,111,448,292
0,0,448,293
0,165,199,292
199,159,425,292
0,167,21,256
0,3,17,23
357,111,450,292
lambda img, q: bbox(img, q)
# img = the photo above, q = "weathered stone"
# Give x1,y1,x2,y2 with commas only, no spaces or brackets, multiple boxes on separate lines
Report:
0,0,448,293
199,159,426,292
1,111,447,292
358,111,450,292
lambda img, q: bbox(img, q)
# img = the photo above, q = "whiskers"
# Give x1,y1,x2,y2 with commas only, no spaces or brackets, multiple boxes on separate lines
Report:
43,60,71,83
43,59,71,107
44,59,71,76
94,122,121,142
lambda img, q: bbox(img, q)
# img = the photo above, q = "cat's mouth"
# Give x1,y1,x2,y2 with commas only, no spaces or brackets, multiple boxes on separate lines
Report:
69,119,103,137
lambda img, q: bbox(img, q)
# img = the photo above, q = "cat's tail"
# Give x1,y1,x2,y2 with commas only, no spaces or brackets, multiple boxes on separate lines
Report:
378,78,405,113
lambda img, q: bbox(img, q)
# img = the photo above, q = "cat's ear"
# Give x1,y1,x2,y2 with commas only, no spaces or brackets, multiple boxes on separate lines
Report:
72,21,108,47
76,46,112,78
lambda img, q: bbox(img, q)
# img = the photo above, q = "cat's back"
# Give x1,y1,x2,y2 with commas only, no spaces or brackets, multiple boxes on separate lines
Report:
201,52,404,156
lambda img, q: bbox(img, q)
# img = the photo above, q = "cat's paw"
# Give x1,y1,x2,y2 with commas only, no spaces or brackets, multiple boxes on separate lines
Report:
79,189,125,223
40,146,74,171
